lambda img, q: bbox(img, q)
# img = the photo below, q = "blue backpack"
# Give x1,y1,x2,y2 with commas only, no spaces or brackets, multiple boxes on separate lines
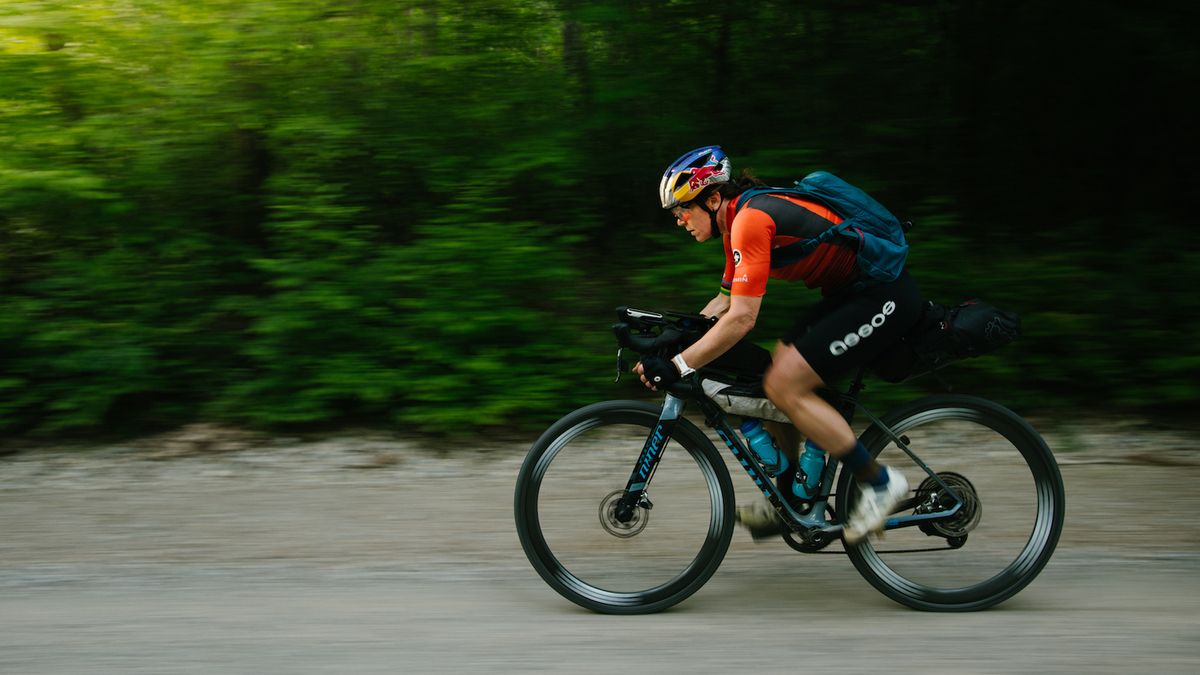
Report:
735,171,910,288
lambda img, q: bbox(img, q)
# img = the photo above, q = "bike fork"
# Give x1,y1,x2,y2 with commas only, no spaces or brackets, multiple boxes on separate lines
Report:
614,394,685,518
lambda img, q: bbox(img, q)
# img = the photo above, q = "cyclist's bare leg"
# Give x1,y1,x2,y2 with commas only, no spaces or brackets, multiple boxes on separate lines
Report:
762,341,861,461
762,419,801,466
763,340,908,543
738,342,862,538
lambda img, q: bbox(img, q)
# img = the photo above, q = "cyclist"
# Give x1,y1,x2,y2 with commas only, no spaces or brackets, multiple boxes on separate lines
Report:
634,146,922,543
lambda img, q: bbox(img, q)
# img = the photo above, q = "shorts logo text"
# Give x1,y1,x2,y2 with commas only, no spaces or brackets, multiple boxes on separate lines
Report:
829,301,896,356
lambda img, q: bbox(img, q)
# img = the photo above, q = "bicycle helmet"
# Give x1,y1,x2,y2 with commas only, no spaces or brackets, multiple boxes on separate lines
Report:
659,145,732,209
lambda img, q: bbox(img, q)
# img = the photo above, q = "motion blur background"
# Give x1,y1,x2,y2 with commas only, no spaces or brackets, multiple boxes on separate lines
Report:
1,1,1196,438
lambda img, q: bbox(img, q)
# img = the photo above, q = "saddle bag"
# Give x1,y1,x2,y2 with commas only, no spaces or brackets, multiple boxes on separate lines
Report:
872,299,1022,383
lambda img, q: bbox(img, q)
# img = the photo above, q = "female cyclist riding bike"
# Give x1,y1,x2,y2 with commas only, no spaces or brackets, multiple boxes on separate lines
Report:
634,146,921,544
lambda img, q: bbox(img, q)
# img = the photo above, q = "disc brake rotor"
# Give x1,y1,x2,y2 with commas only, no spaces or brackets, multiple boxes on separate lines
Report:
599,489,649,538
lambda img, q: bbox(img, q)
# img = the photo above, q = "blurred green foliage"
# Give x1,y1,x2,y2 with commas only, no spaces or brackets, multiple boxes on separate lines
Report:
1,1,1196,436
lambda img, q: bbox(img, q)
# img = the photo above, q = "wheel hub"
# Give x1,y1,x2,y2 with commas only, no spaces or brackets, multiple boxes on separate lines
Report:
915,471,982,539
599,489,649,538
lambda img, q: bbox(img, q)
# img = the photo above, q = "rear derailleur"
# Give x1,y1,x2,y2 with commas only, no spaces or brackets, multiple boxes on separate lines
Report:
914,471,981,548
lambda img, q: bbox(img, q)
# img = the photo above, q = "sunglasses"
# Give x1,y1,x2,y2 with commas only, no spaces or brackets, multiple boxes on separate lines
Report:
670,203,693,221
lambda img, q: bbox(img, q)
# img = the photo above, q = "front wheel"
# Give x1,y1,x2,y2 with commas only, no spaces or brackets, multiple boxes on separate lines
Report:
837,394,1065,611
514,400,735,614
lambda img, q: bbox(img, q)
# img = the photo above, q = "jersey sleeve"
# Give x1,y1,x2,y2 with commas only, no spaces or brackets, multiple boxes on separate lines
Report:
728,207,775,297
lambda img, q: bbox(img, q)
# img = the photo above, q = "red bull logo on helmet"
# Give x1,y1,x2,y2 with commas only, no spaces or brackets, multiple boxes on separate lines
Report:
687,165,724,191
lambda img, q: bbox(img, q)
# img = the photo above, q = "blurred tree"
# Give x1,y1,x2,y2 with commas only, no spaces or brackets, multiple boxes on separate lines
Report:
0,0,1194,437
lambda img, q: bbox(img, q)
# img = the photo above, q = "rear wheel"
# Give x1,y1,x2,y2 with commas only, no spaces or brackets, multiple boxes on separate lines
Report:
514,400,735,614
837,394,1065,611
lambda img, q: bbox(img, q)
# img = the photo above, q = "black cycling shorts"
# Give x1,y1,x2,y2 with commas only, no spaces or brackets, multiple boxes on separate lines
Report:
782,270,922,384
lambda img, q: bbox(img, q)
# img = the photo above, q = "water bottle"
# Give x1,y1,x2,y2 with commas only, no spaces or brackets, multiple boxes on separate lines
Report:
792,440,827,501
740,419,789,476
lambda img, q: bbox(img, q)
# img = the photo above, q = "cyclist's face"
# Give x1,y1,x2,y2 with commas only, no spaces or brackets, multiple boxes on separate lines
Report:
672,203,714,242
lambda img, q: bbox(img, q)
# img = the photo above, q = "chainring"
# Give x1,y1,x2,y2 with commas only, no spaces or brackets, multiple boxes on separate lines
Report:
781,504,838,553
599,489,649,538
915,471,982,539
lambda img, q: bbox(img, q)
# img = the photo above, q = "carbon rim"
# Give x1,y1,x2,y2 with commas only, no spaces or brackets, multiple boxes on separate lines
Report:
845,400,1063,610
516,404,733,613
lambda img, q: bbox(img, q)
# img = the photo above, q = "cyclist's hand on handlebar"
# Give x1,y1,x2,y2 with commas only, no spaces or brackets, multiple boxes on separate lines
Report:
635,356,681,391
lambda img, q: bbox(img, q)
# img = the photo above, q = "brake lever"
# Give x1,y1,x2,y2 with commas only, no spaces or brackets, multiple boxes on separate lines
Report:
615,347,628,383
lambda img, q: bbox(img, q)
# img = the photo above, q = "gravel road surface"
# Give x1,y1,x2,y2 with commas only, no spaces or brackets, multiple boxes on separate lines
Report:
2,421,1197,674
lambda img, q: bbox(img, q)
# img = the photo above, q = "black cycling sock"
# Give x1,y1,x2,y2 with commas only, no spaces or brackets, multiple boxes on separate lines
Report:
842,440,888,487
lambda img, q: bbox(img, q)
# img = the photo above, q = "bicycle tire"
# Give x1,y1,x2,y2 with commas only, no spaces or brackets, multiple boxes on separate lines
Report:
514,400,735,614
837,394,1065,611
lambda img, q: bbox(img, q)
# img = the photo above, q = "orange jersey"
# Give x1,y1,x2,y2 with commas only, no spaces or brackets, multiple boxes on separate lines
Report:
720,193,858,297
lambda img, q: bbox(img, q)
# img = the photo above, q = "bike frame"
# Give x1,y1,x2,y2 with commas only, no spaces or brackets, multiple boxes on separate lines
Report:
619,371,963,539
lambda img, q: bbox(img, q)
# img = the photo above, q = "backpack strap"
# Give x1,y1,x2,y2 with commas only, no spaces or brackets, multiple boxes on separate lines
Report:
769,224,862,268
732,185,816,213
732,186,854,269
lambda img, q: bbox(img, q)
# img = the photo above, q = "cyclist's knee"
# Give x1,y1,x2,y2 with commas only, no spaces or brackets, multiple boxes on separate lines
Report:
763,349,822,402
762,366,790,403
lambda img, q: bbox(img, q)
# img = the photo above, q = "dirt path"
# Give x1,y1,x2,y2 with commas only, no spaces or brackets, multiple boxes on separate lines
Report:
1,422,1198,673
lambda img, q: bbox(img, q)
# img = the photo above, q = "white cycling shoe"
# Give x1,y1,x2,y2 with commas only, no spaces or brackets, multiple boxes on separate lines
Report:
843,467,909,545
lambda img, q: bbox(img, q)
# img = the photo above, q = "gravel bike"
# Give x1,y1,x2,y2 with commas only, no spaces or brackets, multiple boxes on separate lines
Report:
514,306,1065,614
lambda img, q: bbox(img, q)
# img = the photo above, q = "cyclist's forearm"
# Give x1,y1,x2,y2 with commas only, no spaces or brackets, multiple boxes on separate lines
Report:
680,296,760,370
